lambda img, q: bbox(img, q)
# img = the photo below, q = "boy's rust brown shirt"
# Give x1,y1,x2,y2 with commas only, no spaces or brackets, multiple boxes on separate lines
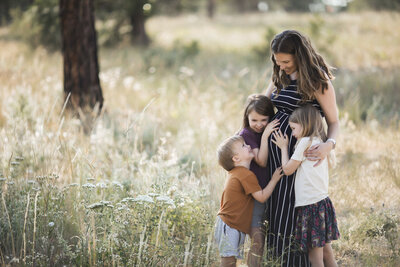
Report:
218,166,261,234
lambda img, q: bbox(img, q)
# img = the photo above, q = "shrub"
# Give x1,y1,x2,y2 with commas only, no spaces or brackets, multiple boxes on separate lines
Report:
10,0,60,50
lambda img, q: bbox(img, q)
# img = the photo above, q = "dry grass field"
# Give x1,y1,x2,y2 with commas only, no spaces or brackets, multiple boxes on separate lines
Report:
0,11,399,266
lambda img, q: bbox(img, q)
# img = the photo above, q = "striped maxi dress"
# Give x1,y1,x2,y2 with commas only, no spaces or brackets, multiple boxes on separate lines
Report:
265,79,322,267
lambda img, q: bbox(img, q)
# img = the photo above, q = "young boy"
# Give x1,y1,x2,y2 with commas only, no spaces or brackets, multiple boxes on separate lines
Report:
215,135,283,267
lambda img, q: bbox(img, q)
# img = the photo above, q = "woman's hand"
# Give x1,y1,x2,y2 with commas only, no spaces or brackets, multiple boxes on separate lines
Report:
304,142,333,167
272,130,288,149
263,119,280,137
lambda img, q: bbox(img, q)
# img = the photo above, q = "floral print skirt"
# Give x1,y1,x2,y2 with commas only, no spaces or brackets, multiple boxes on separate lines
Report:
295,197,340,252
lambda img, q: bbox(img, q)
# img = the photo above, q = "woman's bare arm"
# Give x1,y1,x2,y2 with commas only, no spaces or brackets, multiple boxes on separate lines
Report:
266,79,275,98
305,80,339,166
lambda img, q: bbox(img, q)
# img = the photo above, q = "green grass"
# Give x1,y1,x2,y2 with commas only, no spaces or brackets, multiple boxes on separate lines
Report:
1,11,400,266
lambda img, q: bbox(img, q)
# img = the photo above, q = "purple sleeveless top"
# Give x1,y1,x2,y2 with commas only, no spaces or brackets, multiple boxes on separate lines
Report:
239,127,268,189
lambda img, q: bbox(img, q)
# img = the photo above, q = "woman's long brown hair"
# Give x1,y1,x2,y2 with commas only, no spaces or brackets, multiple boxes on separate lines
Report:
270,30,334,101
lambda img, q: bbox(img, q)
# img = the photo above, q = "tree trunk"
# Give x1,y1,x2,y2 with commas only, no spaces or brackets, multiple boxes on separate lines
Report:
207,0,216,18
0,0,11,25
60,0,103,115
129,4,150,46
235,0,246,13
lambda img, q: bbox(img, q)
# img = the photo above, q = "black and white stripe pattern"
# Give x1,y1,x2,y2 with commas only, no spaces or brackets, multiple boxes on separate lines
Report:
265,80,321,267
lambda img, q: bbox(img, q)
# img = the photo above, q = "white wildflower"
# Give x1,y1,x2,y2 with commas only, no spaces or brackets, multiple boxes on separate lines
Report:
221,69,231,79
134,195,154,203
96,182,107,189
9,258,19,264
82,183,96,189
156,195,175,208
123,76,135,88
87,200,112,209
121,197,136,203
179,66,194,76
112,181,123,189
148,67,156,74
87,202,103,209
117,204,129,211
48,222,55,227
168,186,177,195
133,82,142,91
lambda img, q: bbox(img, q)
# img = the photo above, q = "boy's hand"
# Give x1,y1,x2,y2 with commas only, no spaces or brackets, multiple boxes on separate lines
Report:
272,130,288,149
272,167,283,182
263,119,280,137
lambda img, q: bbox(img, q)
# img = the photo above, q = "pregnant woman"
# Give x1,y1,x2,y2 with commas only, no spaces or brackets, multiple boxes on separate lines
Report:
265,30,340,266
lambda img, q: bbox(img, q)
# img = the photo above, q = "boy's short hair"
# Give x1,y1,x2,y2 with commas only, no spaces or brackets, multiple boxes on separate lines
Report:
217,135,243,171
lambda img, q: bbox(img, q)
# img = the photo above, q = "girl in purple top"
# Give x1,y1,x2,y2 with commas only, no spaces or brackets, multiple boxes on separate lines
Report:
239,94,279,266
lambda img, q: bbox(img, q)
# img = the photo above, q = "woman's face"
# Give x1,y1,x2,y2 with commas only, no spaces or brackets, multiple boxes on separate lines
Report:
273,53,297,75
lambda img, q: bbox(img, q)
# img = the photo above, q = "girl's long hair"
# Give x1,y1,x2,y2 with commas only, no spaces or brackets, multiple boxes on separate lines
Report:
289,104,327,142
289,104,336,167
242,94,275,129
270,30,334,101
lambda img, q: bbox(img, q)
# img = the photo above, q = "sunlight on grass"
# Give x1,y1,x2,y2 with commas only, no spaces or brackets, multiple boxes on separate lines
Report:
0,11,399,266
148,12,400,69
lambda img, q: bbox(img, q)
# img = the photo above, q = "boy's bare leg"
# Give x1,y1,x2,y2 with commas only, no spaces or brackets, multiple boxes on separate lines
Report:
308,246,324,267
323,243,338,267
221,256,236,267
247,226,265,267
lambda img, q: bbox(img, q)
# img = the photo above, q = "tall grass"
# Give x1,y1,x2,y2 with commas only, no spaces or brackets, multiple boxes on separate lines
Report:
1,12,400,266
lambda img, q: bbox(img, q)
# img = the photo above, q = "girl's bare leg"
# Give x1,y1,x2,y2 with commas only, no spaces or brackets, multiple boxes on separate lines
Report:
247,226,265,267
323,243,338,267
221,256,236,267
308,246,324,267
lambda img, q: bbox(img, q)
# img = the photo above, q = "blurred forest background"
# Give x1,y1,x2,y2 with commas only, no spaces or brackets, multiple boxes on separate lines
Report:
1,0,400,266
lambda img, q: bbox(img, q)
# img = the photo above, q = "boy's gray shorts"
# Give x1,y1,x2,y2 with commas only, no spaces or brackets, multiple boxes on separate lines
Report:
251,199,267,228
214,216,246,259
